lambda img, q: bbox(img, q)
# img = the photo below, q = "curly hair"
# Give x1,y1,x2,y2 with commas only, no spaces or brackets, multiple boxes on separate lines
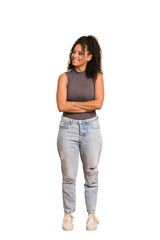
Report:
67,35,103,81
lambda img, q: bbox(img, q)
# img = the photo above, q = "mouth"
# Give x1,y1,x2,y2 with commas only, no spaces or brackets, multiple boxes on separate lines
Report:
72,58,79,64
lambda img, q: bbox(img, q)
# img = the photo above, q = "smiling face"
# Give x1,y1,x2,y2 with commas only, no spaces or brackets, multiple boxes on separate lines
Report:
71,44,92,72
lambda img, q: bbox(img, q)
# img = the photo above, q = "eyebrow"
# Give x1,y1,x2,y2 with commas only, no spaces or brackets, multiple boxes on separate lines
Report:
72,50,84,53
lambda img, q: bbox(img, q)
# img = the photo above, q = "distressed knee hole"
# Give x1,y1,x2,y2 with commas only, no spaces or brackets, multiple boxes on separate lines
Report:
85,167,98,186
86,166,98,175
64,177,75,184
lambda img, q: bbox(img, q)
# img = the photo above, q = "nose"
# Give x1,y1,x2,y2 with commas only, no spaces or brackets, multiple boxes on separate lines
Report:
72,51,78,58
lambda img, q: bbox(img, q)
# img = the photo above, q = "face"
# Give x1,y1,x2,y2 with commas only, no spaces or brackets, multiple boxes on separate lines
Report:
71,44,92,70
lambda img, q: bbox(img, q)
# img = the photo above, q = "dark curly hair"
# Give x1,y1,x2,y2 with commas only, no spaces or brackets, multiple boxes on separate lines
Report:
67,35,103,81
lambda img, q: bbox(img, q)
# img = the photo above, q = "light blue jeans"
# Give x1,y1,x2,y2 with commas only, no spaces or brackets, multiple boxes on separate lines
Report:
57,116,102,214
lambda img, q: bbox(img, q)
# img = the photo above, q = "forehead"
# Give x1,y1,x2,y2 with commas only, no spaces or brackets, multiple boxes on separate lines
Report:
73,44,86,52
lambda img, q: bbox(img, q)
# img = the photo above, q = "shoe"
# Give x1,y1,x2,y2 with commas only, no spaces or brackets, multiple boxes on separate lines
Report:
86,213,99,231
62,213,74,231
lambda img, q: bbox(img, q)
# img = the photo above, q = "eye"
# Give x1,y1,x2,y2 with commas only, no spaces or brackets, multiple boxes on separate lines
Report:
71,50,84,55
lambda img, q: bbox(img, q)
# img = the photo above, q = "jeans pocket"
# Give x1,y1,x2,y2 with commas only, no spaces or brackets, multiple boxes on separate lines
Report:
59,120,71,129
59,121,69,128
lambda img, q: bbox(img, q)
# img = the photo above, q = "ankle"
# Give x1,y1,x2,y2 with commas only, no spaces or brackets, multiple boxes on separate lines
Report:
88,212,95,216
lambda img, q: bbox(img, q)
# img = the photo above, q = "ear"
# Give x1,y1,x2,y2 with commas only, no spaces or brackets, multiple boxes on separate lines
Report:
87,54,92,62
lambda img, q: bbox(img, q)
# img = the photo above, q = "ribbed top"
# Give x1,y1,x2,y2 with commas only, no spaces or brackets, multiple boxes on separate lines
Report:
63,69,96,120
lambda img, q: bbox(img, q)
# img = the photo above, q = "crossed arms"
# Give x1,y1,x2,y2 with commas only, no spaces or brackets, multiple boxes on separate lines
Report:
56,73,104,113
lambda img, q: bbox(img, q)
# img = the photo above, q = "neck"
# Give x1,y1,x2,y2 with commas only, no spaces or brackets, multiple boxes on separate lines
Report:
75,66,86,72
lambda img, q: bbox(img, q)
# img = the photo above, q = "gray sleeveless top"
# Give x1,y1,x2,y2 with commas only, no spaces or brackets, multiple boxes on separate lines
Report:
63,69,97,120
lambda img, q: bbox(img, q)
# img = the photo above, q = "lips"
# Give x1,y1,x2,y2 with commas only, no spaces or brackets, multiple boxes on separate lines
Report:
72,58,79,62
72,58,79,64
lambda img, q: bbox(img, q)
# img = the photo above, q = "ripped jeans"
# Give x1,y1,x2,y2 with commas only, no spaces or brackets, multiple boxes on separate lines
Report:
57,116,102,214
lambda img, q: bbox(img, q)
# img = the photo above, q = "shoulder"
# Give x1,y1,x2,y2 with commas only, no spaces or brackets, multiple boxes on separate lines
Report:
96,72,103,79
58,72,68,86
95,72,103,82
58,72,69,81
59,72,67,79
59,70,74,85
58,70,74,85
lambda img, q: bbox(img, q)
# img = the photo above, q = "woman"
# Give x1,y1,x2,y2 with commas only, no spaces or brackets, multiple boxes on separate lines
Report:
56,35,104,231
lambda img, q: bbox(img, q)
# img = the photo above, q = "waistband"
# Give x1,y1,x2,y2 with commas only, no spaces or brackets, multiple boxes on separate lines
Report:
61,115,98,124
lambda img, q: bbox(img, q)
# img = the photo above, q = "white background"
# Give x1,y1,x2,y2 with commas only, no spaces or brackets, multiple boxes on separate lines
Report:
0,0,160,239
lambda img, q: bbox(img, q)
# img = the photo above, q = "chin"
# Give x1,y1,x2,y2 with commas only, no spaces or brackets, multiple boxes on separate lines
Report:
72,62,79,67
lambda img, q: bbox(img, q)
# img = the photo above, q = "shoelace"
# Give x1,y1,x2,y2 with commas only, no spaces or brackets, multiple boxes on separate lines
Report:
87,214,99,225
64,214,74,224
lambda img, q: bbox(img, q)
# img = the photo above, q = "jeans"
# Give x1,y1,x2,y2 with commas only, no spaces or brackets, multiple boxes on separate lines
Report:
57,116,102,214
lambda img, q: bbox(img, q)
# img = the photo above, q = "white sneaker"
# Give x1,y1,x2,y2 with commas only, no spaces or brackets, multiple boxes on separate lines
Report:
62,213,74,231
86,213,99,231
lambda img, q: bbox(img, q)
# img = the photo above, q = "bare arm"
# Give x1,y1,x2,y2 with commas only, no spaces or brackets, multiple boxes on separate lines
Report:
56,73,90,113
71,73,104,111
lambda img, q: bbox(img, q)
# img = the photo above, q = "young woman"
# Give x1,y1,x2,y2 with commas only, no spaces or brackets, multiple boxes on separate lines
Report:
56,35,104,231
